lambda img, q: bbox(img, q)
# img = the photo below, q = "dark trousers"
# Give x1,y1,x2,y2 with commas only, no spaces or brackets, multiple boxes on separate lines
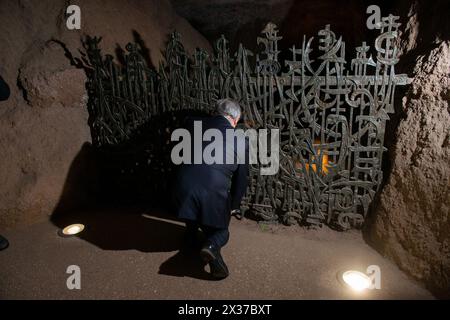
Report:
186,221,229,249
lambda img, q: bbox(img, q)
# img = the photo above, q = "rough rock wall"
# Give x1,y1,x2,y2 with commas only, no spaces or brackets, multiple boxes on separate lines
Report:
171,0,381,55
171,0,293,52
367,0,450,298
0,0,210,228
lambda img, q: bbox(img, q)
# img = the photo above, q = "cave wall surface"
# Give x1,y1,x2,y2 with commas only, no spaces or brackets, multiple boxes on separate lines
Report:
0,0,210,228
171,0,398,55
171,0,293,52
367,0,450,298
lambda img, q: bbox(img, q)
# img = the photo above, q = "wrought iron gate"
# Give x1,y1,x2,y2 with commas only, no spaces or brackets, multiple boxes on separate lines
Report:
82,14,410,230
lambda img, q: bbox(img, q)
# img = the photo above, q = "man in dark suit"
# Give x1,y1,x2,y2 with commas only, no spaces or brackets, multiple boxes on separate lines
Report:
172,98,248,279
0,74,10,251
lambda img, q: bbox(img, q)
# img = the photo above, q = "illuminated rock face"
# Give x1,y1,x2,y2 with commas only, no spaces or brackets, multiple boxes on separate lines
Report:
366,1,450,298
369,42,450,298
0,0,210,228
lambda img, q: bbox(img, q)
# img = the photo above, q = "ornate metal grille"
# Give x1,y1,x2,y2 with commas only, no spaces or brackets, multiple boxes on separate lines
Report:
82,14,411,230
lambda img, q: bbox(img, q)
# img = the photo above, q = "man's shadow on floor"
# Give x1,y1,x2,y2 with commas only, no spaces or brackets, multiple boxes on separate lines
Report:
51,206,214,280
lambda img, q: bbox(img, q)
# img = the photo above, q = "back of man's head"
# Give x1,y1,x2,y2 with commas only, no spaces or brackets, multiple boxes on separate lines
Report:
215,98,241,121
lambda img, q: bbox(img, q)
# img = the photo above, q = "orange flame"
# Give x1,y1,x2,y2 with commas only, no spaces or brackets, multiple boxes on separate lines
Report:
306,151,329,174
295,140,329,174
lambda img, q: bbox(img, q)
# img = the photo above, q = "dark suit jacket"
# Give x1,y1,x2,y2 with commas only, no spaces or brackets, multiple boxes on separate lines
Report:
172,115,249,229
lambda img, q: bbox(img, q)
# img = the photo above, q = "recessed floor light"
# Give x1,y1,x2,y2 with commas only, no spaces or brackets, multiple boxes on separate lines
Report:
59,224,85,237
339,270,371,292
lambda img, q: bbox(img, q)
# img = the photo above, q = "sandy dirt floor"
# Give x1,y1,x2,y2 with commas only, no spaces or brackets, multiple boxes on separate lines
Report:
0,208,433,299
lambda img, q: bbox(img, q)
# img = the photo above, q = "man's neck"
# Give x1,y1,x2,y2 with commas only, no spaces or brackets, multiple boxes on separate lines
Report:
222,115,235,128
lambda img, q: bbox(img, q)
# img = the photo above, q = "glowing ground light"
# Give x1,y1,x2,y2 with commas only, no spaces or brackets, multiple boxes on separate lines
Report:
341,270,371,291
61,224,85,236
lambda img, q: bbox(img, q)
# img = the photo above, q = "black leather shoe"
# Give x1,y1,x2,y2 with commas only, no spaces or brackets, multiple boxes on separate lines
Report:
0,234,9,251
209,252,229,279
200,242,229,279
200,242,216,263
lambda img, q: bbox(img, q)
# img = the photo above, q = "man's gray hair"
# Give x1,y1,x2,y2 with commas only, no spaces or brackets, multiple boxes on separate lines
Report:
215,98,241,120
